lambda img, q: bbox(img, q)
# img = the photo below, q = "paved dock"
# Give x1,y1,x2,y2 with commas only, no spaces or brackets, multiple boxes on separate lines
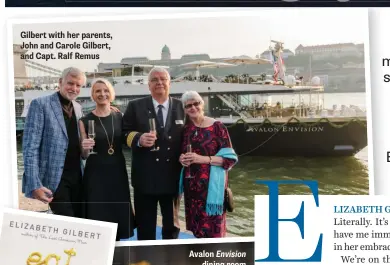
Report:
18,180,236,239
18,180,194,239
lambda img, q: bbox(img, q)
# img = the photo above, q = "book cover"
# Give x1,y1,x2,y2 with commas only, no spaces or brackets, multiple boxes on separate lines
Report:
0,208,118,265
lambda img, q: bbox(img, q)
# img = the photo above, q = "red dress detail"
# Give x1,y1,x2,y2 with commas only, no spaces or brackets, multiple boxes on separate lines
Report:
182,121,235,238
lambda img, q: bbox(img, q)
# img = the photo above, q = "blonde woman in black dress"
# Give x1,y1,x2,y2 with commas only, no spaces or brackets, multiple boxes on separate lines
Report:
79,78,135,241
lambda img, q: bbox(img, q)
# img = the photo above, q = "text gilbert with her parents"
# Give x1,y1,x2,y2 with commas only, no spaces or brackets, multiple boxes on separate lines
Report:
21,66,238,241
19,31,113,60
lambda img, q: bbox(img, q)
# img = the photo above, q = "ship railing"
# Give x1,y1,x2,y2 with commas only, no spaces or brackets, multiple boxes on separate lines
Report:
224,95,246,116
230,94,239,105
328,105,366,118
232,94,239,105
237,104,366,120
230,95,256,118
216,94,253,119
215,95,246,118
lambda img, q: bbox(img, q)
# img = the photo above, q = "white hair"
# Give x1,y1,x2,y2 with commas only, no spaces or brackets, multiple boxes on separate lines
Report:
181,90,204,107
148,67,171,82
60,67,86,85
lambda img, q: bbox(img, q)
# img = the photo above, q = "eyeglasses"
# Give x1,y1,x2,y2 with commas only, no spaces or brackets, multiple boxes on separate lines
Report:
150,78,168,83
184,101,201,109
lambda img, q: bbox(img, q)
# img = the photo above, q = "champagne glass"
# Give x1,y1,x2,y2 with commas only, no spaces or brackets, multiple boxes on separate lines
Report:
185,144,194,178
187,144,192,153
88,120,97,154
149,118,158,151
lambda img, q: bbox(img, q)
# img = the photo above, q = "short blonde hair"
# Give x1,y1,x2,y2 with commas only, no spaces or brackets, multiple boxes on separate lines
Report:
181,90,204,107
91,78,116,102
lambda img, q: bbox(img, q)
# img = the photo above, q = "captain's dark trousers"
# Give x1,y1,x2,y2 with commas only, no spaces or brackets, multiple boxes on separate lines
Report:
134,189,180,240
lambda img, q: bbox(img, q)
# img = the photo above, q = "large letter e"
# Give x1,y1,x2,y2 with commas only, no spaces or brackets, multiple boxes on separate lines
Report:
255,180,323,262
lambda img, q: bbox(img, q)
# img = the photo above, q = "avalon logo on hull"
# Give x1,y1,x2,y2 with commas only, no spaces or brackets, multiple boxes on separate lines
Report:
247,126,324,133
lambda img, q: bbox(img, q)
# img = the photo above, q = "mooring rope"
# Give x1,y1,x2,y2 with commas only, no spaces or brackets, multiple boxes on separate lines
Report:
236,120,290,157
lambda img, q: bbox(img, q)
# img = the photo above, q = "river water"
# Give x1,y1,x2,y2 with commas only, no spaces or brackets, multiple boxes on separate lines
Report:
16,92,369,237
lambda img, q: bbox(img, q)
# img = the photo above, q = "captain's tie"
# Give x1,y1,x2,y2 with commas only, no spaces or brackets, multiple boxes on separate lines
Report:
157,105,164,129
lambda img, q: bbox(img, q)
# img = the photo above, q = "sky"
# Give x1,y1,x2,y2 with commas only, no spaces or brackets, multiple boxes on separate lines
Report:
12,9,368,73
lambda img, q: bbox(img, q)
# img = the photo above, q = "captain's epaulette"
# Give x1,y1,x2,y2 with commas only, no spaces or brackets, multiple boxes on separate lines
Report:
126,131,138,147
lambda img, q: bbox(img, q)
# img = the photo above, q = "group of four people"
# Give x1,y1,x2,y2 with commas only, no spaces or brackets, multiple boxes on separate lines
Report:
22,66,238,241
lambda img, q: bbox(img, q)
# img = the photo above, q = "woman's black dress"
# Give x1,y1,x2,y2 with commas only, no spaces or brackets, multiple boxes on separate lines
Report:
81,111,135,240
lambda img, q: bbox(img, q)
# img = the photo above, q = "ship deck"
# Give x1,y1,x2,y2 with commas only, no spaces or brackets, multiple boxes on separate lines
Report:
18,82,324,101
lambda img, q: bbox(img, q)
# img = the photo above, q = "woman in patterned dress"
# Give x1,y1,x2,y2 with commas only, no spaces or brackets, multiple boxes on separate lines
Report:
178,91,238,238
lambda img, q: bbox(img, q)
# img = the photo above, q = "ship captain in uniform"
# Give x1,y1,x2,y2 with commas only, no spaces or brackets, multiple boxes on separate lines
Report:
122,67,184,240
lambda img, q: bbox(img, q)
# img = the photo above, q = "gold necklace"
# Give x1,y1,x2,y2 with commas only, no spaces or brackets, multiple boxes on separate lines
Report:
98,113,115,155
